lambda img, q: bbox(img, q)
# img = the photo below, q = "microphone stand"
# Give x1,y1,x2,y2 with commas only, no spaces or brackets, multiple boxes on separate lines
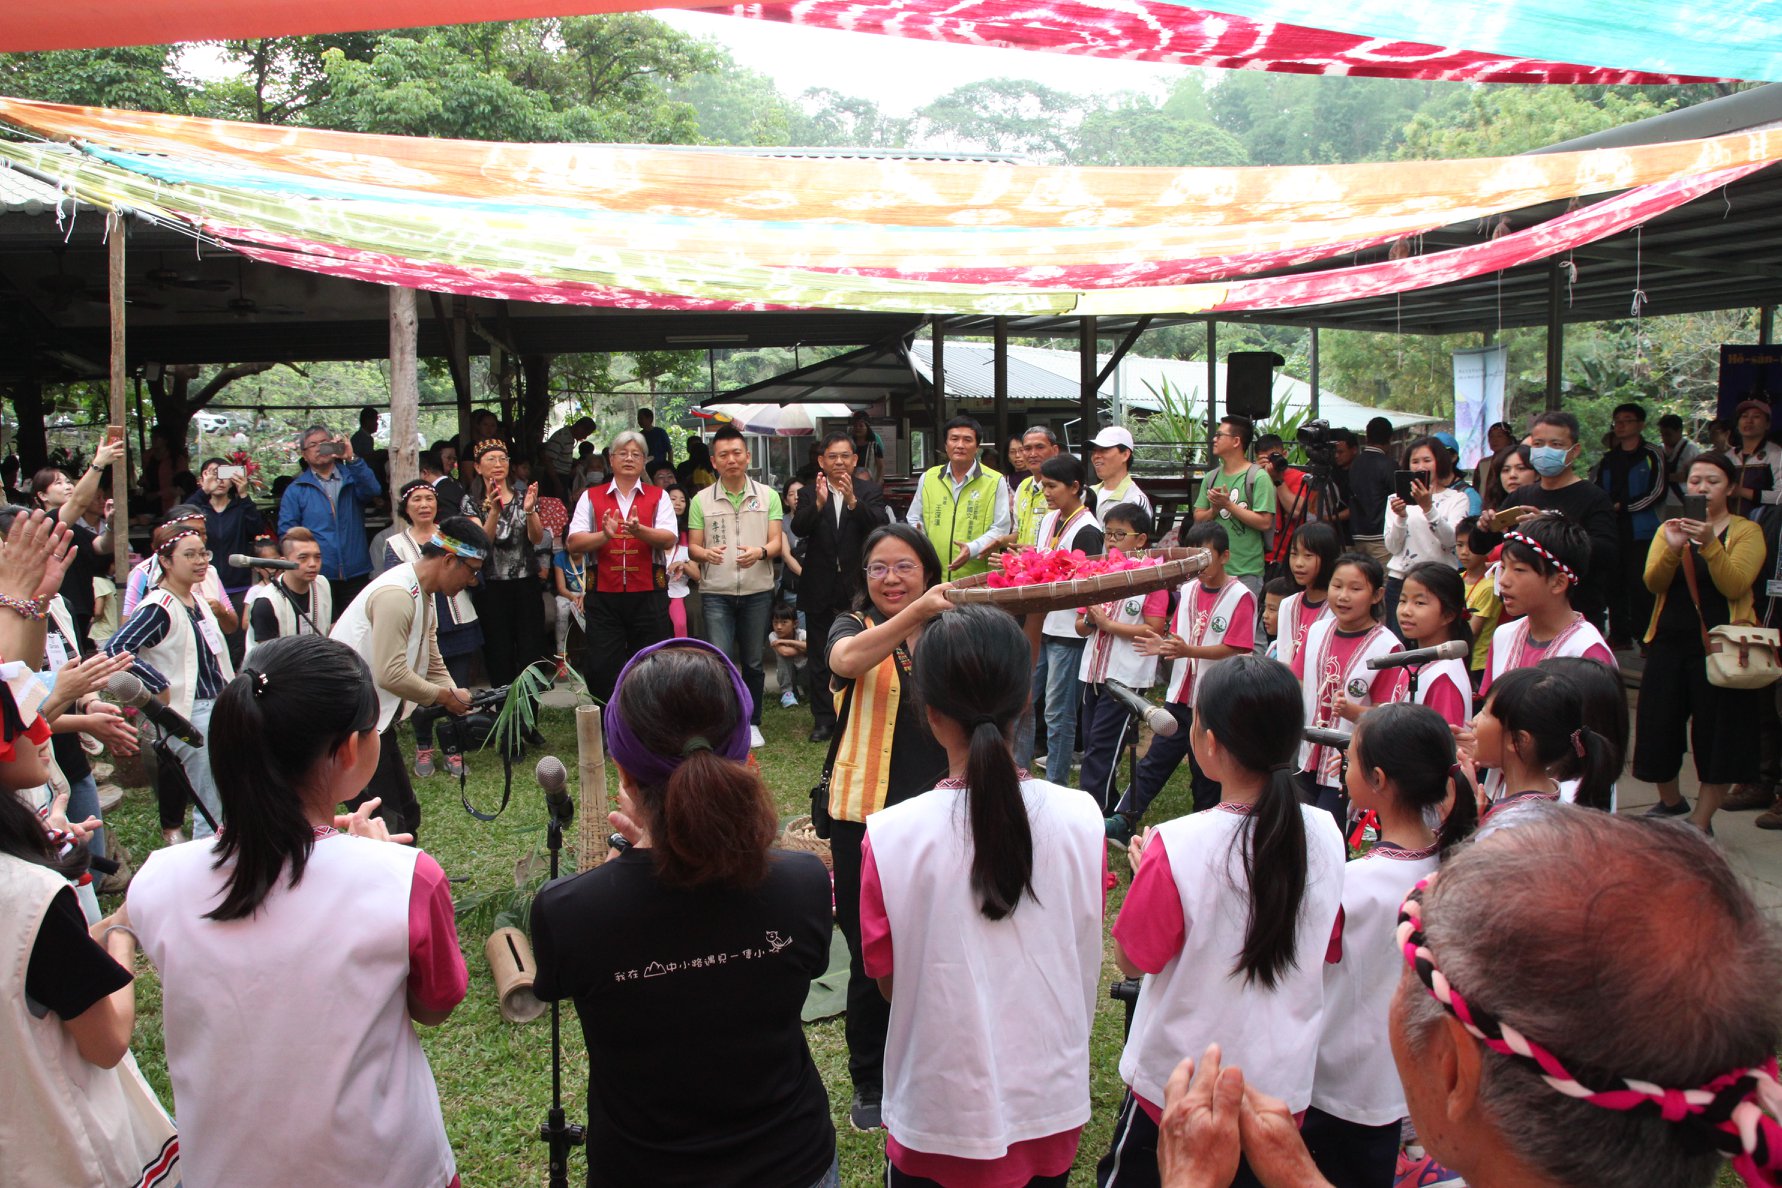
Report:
1403,661,1425,702
538,790,584,1188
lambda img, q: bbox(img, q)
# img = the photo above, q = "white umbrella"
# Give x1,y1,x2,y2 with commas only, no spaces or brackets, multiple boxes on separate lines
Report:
694,401,854,437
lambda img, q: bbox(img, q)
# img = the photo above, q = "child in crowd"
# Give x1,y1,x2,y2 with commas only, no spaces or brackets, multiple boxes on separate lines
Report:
1480,512,1615,693
1391,562,1474,731
1464,665,1618,819
1542,655,1630,811
1292,552,1401,824
1261,576,1295,658
1276,521,1339,668
663,485,697,638
1102,656,1345,1188
1076,504,1170,811
1030,454,1104,785
768,601,806,708
551,536,585,682
863,606,1105,1188
1457,516,1503,686
1305,703,1476,1188
1111,521,1255,834
249,532,280,587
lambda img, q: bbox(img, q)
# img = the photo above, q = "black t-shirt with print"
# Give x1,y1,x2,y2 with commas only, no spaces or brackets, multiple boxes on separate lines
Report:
531,848,835,1188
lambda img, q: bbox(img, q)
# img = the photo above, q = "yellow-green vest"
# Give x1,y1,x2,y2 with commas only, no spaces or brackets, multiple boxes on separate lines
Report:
1012,475,1049,547
918,464,1002,578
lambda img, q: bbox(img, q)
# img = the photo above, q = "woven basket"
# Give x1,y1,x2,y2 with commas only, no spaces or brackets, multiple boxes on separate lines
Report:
944,546,1210,617
780,815,834,869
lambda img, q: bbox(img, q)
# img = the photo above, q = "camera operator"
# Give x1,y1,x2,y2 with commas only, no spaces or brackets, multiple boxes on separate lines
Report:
1257,433,1319,571
330,516,487,840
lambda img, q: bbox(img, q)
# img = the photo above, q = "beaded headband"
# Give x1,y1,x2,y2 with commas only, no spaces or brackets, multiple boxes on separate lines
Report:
1398,873,1782,1185
1503,529,1580,587
429,532,485,562
473,438,510,461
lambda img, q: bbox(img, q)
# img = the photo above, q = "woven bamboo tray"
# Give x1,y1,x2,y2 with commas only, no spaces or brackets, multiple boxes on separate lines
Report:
944,546,1210,617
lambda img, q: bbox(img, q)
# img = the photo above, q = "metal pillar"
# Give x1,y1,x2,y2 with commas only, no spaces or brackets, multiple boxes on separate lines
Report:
993,317,1010,462
1205,319,1219,445
1761,305,1774,345
930,316,946,466
1308,327,1321,420
1078,316,1098,464
106,211,128,582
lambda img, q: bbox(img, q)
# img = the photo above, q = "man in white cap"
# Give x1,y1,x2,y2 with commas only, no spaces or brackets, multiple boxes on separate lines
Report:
1088,425,1152,525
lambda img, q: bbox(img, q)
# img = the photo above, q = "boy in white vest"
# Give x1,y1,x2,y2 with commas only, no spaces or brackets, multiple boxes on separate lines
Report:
330,516,485,840
1075,503,1169,811
1109,521,1256,840
243,527,332,659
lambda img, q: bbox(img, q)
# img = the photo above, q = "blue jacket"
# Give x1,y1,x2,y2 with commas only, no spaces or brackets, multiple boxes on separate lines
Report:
277,457,382,581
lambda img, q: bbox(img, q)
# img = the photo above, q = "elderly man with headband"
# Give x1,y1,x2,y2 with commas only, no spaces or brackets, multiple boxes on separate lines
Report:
1152,801,1782,1188
330,516,490,840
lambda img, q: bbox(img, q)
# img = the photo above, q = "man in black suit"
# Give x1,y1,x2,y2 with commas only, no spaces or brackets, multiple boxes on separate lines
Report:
792,431,889,742
421,448,469,517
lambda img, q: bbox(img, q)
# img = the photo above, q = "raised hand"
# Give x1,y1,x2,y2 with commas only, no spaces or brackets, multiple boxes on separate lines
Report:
1157,1046,1244,1188
333,797,414,845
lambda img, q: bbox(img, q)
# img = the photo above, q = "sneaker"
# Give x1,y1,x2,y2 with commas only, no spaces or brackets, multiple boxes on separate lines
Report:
414,747,436,778
1395,1152,1465,1187
1723,783,1777,812
1642,797,1691,818
780,689,798,708
749,725,765,748
554,656,569,682
445,753,466,779
1105,813,1139,844
1757,804,1782,830
849,1090,883,1132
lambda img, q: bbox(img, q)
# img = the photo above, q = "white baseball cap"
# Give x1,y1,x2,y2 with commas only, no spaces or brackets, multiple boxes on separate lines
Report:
1088,426,1135,451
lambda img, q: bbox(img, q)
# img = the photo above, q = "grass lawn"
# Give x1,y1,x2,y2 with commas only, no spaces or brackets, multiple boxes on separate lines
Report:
97,689,1199,1186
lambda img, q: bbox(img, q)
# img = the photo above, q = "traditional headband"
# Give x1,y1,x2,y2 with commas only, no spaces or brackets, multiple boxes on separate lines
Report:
156,526,204,555
604,638,753,788
429,532,484,561
1503,530,1580,587
398,478,432,506
473,438,510,461
252,531,275,544
1398,874,1782,1186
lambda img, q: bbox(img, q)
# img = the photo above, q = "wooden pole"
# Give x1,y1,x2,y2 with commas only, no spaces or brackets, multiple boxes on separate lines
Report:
576,703,609,871
388,286,420,492
992,317,1010,459
1078,316,1097,466
107,212,129,583
1205,319,1219,448
1308,327,1321,421
930,316,946,463
1545,263,1565,411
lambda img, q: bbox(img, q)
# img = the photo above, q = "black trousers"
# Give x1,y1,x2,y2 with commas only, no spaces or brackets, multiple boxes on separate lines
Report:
333,573,370,613
583,589,672,704
1301,1106,1400,1188
476,577,546,686
890,1167,1067,1188
1098,1089,1265,1188
1608,520,1655,645
830,817,889,1095
345,722,422,841
1117,703,1220,820
806,607,839,730
1632,632,1763,785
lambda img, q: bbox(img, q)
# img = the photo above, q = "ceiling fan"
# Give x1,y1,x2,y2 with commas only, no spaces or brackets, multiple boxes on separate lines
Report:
186,258,306,318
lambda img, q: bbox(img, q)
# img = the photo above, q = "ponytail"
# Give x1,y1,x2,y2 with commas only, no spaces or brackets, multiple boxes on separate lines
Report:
1193,656,1309,989
652,749,775,889
1437,764,1479,856
1484,666,1616,811
207,635,380,921
1569,726,1617,812
914,606,1036,921
1351,703,1478,859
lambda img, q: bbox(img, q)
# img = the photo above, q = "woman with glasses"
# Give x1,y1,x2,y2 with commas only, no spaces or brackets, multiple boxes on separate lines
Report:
820,523,952,1133
107,520,236,839
464,439,546,692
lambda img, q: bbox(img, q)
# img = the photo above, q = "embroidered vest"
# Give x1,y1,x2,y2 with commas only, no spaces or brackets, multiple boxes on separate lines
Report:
586,484,667,594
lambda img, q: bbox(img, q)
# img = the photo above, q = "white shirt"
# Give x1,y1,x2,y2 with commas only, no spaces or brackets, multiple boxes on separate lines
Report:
568,477,679,539
1092,475,1153,525
1383,485,1470,577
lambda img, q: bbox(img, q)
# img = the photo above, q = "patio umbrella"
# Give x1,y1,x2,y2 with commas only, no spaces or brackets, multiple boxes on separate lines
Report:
693,402,854,437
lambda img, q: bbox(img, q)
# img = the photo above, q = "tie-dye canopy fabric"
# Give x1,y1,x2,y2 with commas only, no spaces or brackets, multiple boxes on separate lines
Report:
0,98,1774,316
0,0,1771,83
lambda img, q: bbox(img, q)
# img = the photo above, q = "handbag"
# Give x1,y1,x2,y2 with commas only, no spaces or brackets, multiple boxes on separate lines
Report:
1681,543,1782,689
807,680,854,840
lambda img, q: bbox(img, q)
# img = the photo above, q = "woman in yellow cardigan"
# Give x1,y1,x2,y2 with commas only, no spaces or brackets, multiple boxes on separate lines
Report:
1635,453,1767,833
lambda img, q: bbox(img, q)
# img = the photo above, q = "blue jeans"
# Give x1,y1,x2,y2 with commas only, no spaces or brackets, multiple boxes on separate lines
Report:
64,770,105,859
702,590,772,726
1038,638,1085,785
165,698,221,839
809,1155,839,1188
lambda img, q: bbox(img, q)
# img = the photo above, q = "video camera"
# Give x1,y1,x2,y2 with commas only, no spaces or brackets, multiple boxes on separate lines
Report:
435,682,525,760
1295,418,1338,472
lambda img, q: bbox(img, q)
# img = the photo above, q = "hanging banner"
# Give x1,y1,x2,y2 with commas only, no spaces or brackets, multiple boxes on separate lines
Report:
1452,345,1508,469
1718,345,1782,423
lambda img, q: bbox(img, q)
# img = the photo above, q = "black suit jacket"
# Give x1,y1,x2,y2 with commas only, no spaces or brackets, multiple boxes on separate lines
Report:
792,478,889,614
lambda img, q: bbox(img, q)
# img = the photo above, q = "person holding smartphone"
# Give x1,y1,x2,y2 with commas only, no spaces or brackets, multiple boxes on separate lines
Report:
194,456,264,662
1383,436,1469,641
280,424,382,609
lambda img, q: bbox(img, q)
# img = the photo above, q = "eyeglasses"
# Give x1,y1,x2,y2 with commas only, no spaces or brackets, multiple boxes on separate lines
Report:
1104,529,1139,543
864,560,922,581
175,550,212,563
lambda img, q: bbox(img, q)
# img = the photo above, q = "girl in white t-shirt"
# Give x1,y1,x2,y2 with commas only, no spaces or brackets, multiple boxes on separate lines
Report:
1390,562,1474,732
1102,655,1345,1188
861,605,1105,1187
663,485,698,638
1462,664,1619,822
1305,702,1478,1188
1276,521,1338,669
1076,503,1169,811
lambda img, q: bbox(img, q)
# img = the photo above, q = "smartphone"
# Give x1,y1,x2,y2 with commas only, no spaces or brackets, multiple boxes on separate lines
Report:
218,464,246,482
1394,470,1415,502
1681,494,1709,522
316,441,344,460
104,425,124,449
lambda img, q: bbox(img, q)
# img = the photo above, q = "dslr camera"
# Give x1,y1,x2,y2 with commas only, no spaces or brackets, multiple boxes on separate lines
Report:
1295,418,1338,472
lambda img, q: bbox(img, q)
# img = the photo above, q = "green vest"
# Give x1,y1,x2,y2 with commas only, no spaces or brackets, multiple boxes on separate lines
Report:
918,464,1002,578
1012,475,1049,547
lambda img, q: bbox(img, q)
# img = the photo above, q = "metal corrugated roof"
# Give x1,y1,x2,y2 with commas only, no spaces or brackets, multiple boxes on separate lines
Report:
0,161,82,214
907,340,1083,401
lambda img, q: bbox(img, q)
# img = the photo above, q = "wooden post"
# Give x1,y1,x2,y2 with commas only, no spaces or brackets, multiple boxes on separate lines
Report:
930,316,946,460
1762,305,1775,346
1545,263,1565,411
388,286,420,492
576,703,609,871
1078,316,1097,465
107,211,129,582
1205,319,1219,448
1308,327,1321,421
993,317,1010,459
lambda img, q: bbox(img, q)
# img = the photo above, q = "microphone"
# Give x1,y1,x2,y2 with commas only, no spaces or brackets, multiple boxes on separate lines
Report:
1103,679,1178,738
536,755,572,826
1364,639,1471,671
228,553,299,570
105,671,205,747
1303,726,1352,751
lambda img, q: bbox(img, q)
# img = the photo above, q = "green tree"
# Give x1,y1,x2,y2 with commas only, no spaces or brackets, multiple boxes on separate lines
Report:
0,46,190,113
1069,103,1248,167
1207,73,1450,165
792,88,908,149
672,64,800,146
194,35,382,125
915,78,1084,160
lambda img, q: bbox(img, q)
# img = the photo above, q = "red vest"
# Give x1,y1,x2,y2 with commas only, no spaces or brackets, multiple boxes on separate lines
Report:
586,483,667,594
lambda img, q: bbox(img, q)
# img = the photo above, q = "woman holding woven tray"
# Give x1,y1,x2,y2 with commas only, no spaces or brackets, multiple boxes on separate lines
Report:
1635,453,1765,835
822,522,953,1133
531,639,836,1188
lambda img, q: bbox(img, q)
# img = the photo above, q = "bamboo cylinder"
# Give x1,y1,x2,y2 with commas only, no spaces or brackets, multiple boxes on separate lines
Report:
576,703,609,871
484,927,547,1024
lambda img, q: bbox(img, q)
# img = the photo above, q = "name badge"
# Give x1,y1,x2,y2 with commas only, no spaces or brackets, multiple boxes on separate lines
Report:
1767,580,1782,598
198,617,227,657
45,632,69,672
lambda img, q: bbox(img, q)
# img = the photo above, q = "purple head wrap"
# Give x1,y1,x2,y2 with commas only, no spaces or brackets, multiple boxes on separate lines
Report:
604,638,754,787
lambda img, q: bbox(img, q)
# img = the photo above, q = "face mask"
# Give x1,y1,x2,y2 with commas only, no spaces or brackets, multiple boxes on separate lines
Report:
1529,445,1571,477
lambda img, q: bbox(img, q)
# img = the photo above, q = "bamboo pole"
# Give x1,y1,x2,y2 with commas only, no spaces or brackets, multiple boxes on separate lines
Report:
388,286,420,491
107,211,128,582
576,703,609,871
